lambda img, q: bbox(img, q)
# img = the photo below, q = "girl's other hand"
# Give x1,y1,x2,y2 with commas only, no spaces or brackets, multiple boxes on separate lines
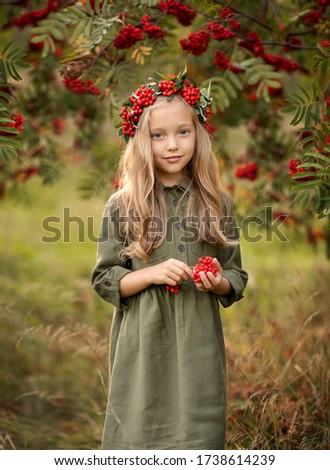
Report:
145,258,193,287
194,258,224,292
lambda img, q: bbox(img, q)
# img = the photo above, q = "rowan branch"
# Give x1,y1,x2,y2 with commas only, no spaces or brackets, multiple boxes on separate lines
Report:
211,0,275,31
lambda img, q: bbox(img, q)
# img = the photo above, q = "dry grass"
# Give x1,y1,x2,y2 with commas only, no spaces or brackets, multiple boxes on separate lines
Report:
0,168,329,449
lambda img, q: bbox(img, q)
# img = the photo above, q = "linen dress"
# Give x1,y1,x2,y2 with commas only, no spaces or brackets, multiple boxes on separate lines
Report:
91,178,248,450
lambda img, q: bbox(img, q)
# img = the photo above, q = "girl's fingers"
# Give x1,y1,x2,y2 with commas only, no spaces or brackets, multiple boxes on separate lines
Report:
199,271,212,289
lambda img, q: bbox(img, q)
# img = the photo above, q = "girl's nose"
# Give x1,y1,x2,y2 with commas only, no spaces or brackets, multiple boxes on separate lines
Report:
166,136,178,151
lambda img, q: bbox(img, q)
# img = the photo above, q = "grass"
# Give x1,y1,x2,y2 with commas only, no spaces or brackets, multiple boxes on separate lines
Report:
0,165,329,450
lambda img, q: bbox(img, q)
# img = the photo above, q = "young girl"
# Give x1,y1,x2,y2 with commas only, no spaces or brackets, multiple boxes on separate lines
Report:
92,71,248,450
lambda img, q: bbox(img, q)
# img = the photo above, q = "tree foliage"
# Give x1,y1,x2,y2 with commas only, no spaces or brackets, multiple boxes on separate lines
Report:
0,0,329,251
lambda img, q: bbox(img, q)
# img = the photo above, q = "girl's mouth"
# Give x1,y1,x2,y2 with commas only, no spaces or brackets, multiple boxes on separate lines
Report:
165,156,182,163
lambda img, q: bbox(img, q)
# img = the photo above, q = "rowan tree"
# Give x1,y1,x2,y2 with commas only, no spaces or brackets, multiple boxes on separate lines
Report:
0,0,329,253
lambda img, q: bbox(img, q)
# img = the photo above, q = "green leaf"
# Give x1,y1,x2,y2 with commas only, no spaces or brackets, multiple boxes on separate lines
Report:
6,47,21,60
95,0,101,14
5,61,21,81
30,34,48,43
1,41,14,56
291,105,306,126
227,71,243,90
0,136,21,148
298,85,310,101
281,105,297,114
305,105,312,126
85,0,94,15
298,162,324,170
300,135,314,147
294,190,313,209
0,61,7,82
247,73,261,86
304,151,330,164
70,20,86,43
15,61,31,69
0,126,19,134
222,78,237,98
265,79,281,88
0,146,17,162
291,92,306,104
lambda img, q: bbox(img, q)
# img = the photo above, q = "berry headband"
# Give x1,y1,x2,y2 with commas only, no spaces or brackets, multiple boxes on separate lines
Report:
119,68,212,142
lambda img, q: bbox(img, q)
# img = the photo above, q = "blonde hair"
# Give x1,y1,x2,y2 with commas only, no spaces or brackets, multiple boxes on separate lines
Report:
114,95,231,262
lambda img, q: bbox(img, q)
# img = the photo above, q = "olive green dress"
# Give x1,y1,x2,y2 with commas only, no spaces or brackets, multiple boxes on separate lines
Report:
91,179,248,450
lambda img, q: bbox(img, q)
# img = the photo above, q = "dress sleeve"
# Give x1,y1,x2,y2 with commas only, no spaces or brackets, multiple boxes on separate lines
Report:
215,205,248,308
91,197,133,310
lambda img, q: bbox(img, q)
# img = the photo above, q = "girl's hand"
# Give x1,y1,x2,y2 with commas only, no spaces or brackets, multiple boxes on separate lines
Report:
145,258,193,287
194,258,224,292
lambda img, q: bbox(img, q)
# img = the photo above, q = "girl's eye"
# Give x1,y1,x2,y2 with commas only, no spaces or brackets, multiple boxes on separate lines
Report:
151,133,163,139
179,129,190,135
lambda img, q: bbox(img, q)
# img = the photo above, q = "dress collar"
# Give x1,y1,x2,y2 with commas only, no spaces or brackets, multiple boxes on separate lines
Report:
157,177,191,192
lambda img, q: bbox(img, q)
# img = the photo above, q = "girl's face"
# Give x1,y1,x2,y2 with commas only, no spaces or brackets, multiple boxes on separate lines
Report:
149,98,195,186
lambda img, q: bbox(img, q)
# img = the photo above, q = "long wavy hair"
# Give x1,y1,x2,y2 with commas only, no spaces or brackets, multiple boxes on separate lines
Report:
113,95,232,262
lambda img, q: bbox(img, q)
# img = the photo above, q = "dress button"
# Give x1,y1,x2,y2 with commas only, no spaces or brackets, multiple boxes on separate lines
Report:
104,281,112,287
173,199,178,206
175,222,181,229
178,244,185,252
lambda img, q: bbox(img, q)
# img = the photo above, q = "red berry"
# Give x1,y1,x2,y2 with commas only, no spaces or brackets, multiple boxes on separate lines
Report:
192,256,219,283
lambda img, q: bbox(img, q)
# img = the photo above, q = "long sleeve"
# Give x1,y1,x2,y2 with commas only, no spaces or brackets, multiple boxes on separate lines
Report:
215,206,248,308
91,198,133,310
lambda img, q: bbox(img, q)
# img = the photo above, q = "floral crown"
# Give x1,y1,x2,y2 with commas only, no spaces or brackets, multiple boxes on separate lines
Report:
119,68,212,142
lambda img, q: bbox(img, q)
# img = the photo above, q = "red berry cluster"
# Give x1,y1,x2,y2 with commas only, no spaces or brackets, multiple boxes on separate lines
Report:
239,31,265,57
158,0,196,26
180,85,200,105
220,6,234,19
113,24,143,49
13,0,59,27
52,118,66,135
239,32,299,73
180,30,210,56
13,166,39,182
283,35,302,51
158,80,177,96
214,50,230,70
142,15,166,39
63,78,101,95
235,162,259,180
8,113,25,131
229,18,242,30
166,256,219,294
166,284,180,294
302,7,326,24
0,113,25,136
121,85,156,136
207,22,234,41
264,54,299,72
192,257,219,283
287,159,316,181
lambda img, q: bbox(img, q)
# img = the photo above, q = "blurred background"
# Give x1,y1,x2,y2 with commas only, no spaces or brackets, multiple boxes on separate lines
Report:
0,0,329,449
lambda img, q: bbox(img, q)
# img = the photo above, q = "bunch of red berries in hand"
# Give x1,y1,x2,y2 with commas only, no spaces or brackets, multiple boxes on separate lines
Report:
166,256,219,294
166,284,180,294
192,256,219,283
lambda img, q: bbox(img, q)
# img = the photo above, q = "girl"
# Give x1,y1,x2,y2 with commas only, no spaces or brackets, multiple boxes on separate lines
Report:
92,71,248,450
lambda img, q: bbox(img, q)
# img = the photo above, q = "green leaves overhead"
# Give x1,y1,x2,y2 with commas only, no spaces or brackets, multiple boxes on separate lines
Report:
0,41,30,83
0,43,30,162
282,83,327,127
241,57,282,103
30,0,122,58
208,70,243,111
282,82,330,218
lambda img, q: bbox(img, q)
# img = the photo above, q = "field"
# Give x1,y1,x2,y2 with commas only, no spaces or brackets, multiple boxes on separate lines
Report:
0,165,329,450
